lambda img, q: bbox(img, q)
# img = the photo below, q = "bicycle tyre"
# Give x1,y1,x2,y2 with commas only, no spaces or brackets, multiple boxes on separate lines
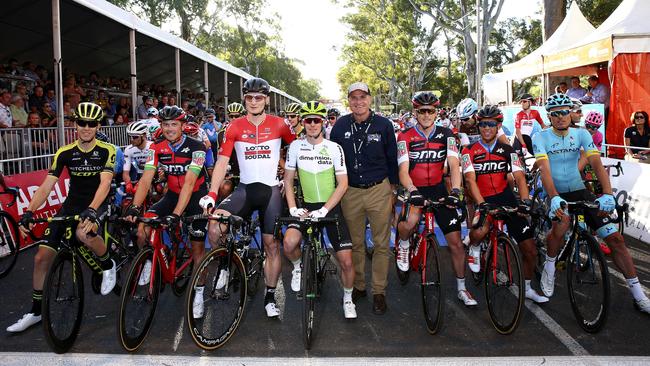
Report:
301,244,316,349
420,237,443,334
172,245,193,297
567,231,610,333
484,234,525,335
245,249,264,297
42,250,84,353
0,211,20,279
118,247,161,352
531,188,550,281
186,247,247,351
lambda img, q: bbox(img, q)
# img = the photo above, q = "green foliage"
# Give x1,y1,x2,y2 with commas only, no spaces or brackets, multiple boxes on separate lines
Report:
572,0,623,27
487,17,543,72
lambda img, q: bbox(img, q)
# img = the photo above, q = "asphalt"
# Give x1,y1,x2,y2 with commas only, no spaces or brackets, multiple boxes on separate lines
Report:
0,235,649,358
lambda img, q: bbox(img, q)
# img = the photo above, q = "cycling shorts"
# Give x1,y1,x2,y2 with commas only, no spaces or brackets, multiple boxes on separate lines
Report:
484,190,533,243
147,188,208,241
558,190,618,239
286,203,352,252
416,184,462,235
217,182,282,235
40,204,108,252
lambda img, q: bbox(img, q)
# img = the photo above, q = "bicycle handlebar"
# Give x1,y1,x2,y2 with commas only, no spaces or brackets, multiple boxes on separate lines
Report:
472,204,520,229
275,216,339,225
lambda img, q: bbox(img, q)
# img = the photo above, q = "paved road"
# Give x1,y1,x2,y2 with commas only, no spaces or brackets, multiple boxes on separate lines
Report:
0,235,649,359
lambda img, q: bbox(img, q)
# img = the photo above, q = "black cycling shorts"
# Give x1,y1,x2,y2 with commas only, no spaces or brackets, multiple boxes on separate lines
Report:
217,182,282,235
147,188,208,241
286,203,352,252
484,190,534,243
40,204,107,252
417,184,462,235
559,189,618,238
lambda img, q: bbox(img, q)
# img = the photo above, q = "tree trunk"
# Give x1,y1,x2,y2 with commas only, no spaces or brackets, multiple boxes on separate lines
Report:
543,0,566,40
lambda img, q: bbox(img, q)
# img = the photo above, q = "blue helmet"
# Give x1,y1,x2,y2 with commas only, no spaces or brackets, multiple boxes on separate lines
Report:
545,93,573,111
456,98,478,119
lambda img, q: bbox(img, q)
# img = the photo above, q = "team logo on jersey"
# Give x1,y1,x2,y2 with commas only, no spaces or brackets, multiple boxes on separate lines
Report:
93,151,99,156
511,153,523,169
461,154,472,171
344,131,351,139
367,133,380,142
496,147,504,154
192,151,206,167
447,137,458,153
435,133,444,139
146,149,155,164
319,147,330,157
397,141,407,158
181,147,190,153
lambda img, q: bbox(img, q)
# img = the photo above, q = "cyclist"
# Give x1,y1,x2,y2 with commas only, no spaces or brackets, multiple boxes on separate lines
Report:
533,93,650,313
514,93,545,156
201,108,220,150
584,111,604,151
123,121,153,194
282,101,356,319
285,102,305,138
461,105,548,304
142,106,161,137
199,77,295,318
396,91,475,306
8,102,117,333
184,121,215,176
325,108,340,139
125,105,208,290
226,102,245,122
456,98,509,148
569,98,583,127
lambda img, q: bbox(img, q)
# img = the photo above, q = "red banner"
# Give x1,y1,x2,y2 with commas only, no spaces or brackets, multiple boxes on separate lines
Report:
0,170,70,249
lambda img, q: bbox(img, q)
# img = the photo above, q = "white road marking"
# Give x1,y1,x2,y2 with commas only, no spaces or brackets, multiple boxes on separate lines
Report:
276,277,285,321
172,315,185,352
524,300,590,356
607,267,650,294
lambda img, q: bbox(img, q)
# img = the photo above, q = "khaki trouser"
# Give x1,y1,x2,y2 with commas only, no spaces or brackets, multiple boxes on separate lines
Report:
341,178,393,295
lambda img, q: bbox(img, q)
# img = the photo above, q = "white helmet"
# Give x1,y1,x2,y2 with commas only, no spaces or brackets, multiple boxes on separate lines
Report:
147,107,159,117
127,121,148,136
456,98,478,119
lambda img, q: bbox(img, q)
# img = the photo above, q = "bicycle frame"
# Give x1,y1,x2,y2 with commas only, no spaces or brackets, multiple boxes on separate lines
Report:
410,209,434,273
485,214,514,285
142,220,193,286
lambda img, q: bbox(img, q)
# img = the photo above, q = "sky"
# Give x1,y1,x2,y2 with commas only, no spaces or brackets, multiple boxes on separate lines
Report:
274,0,543,100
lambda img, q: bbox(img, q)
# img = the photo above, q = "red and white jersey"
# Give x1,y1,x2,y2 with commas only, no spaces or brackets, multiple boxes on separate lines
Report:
218,115,295,186
514,109,543,137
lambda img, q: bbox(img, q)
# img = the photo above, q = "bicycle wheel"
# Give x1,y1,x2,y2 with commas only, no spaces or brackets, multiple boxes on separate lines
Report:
118,247,161,352
42,250,84,353
186,247,247,350
172,244,193,297
420,237,443,334
0,211,20,279
484,234,524,335
531,189,550,280
301,244,317,349
245,248,264,297
567,231,610,333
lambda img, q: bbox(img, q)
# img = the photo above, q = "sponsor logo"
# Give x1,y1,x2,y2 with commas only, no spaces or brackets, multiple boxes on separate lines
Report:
522,225,529,233
447,137,458,153
192,151,206,166
496,147,504,154
511,153,523,169
344,131,351,139
435,133,444,139
367,133,380,142
461,154,472,170
397,141,407,157
473,161,507,172
181,147,190,153
409,150,446,161
449,218,457,225
244,145,272,159
242,134,248,139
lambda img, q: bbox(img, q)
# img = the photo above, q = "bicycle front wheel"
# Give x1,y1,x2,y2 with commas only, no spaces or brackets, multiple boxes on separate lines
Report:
567,231,610,333
301,243,318,349
118,247,161,352
186,248,247,351
172,244,193,297
42,250,84,353
0,211,20,279
484,234,525,335
420,237,443,334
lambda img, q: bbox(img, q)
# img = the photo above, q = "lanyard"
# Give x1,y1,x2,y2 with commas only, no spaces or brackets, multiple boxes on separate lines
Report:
350,114,373,171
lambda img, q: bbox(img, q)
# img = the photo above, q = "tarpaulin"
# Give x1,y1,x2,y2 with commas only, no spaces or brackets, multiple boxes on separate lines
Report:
608,53,650,158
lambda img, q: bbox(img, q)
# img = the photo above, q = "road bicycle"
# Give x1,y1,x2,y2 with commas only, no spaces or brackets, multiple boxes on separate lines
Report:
185,213,265,351
118,215,195,352
0,186,21,278
275,215,339,349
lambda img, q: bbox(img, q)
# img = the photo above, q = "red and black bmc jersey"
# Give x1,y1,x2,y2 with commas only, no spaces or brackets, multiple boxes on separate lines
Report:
397,125,458,187
461,141,523,198
145,136,207,194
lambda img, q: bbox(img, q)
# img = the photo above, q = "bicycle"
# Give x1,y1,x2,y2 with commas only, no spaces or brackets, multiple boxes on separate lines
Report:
185,213,265,351
117,215,196,352
34,215,129,353
471,204,526,335
0,186,21,278
275,215,339,350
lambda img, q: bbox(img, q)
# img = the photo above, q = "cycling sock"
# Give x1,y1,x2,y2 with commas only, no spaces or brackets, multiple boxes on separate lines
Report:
525,280,532,292
399,239,410,249
626,277,647,301
456,277,466,292
544,254,557,276
264,286,276,305
98,249,113,270
343,287,353,302
291,258,301,270
30,289,43,316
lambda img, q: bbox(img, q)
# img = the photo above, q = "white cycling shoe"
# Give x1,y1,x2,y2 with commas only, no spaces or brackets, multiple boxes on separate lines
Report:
265,302,280,318
291,268,301,292
457,290,478,306
634,298,650,315
525,289,549,304
101,259,117,295
396,245,410,272
467,245,481,273
343,300,357,319
138,259,152,286
6,313,41,333
193,286,204,319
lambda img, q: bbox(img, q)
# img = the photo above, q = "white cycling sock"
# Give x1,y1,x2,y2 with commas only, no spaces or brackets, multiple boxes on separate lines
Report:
399,239,410,249
525,280,532,293
291,258,301,270
544,255,557,276
343,287,353,302
456,277,466,292
626,277,647,301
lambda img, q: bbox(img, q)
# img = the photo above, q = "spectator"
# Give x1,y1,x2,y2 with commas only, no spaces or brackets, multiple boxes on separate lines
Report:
22,61,40,83
114,113,126,125
567,76,587,99
62,101,73,118
63,75,86,108
28,86,47,113
624,111,650,162
14,83,29,108
158,95,168,109
10,95,27,128
554,82,568,94
580,76,610,116
584,111,604,152
137,95,151,119
40,103,56,127
168,96,177,106
46,89,57,112
330,82,398,315
96,90,109,110
0,90,12,128
26,112,41,128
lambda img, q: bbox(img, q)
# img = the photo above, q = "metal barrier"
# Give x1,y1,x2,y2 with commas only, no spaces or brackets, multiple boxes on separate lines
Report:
0,125,128,175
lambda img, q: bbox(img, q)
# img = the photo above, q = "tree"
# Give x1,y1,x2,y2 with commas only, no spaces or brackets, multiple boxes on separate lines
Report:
487,17,543,72
543,0,566,40
571,0,623,27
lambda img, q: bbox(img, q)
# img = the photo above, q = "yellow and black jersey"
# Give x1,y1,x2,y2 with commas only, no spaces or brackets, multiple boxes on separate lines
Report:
49,140,116,209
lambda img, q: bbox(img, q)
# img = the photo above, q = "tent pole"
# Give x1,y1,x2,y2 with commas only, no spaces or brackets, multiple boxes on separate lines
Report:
274,93,277,114
240,78,244,100
130,29,138,120
476,0,482,104
203,61,209,109
52,0,65,147
175,48,181,104
223,71,228,111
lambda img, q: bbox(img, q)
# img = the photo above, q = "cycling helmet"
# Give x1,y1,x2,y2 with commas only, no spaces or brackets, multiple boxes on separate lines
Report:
570,98,583,111
299,101,327,119
152,128,164,142
327,108,341,117
95,131,110,143
412,91,440,108
476,105,503,122
518,93,535,102
242,77,270,95
285,102,302,115
545,93,573,111
147,107,158,117
149,123,160,135
392,122,401,132
183,122,200,136
226,103,245,114
75,102,103,122
159,105,186,121
449,111,458,121
205,108,216,116
126,121,148,136
186,114,195,123
584,111,604,127
456,98,478,119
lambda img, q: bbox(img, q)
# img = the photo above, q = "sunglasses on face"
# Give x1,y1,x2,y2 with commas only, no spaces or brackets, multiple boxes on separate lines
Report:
460,117,472,122
549,110,571,118
286,114,298,119
328,116,337,121
586,125,599,130
416,109,436,115
574,109,582,114
302,118,323,125
129,135,142,139
228,114,240,119
76,120,99,128
245,94,265,102
478,121,498,128
635,115,645,119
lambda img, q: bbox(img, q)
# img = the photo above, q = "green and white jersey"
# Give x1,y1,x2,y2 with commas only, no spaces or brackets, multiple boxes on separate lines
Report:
285,138,347,203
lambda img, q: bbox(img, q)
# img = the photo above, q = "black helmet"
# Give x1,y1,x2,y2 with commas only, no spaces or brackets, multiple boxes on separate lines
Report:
242,77,270,95
159,105,186,121
327,108,341,117
518,93,535,102
476,105,503,122
95,131,110,143
411,91,440,108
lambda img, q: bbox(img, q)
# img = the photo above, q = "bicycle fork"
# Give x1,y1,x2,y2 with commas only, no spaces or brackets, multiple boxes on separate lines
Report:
489,219,513,285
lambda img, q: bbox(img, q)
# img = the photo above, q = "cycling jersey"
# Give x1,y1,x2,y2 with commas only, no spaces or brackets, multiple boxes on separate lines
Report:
397,125,458,187
140,118,160,136
49,140,116,209
514,109,544,137
201,121,220,145
123,141,153,180
285,138,346,203
435,118,452,129
459,123,505,146
461,141,523,198
145,136,207,194
218,115,295,186
532,128,599,194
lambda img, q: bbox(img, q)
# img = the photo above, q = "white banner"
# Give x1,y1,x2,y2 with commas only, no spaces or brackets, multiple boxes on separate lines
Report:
603,158,650,244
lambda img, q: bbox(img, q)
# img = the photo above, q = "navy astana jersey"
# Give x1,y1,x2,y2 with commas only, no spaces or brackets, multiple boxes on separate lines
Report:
49,140,116,208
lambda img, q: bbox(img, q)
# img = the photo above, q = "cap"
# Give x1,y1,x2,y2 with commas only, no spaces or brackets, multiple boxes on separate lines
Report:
347,82,371,96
